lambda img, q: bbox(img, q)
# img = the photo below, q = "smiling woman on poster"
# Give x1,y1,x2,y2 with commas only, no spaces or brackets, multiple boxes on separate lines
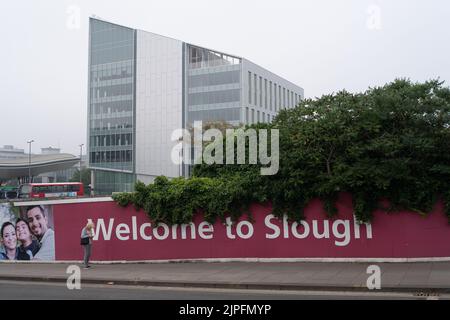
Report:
0,222,30,260
0,222,18,260
16,218,40,260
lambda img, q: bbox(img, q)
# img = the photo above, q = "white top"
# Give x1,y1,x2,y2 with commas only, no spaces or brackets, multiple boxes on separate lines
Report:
34,228,55,261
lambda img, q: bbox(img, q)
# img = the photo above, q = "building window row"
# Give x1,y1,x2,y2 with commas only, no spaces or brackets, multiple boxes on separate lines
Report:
90,150,132,164
90,133,132,147
90,118,133,131
188,70,240,88
188,89,241,106
90,100,133,116
247,72,302,111
245,107,275,125
188,46,240,69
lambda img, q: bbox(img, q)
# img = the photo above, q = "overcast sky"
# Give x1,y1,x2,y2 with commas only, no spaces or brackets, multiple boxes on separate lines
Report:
1,0,449,155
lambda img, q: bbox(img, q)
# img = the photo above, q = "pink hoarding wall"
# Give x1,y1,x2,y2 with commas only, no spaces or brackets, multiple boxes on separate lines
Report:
53,193,450,261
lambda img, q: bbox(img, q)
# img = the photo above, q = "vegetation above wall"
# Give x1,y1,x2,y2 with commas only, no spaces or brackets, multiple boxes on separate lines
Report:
114,79,450,224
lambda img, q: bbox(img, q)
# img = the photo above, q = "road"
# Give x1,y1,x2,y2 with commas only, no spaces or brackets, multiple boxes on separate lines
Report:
0,280,447,300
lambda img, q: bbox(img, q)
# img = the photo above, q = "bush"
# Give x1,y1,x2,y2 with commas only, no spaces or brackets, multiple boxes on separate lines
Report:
114,79,450,224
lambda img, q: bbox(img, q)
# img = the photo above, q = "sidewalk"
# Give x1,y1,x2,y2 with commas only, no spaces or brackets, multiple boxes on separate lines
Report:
0,261,449,293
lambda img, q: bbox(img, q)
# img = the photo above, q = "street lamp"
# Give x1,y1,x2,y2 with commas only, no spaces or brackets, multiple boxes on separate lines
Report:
79,144,84,183
27,140,34,183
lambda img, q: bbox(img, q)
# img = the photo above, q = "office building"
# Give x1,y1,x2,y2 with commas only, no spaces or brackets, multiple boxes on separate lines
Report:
87,17,304,194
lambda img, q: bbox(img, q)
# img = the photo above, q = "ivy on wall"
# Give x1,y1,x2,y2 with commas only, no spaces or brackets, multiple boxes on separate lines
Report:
114,79,450,225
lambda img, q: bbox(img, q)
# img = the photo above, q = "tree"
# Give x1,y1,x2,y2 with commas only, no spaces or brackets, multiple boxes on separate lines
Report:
70,168,91,191
114,79,450,224
195,79,450,222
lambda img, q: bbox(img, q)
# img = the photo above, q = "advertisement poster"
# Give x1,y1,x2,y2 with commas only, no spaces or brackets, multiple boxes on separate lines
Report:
2,196,450,262
0,203,55,261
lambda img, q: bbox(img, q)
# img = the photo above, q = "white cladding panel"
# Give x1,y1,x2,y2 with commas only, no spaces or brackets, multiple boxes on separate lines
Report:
135,30,183,179
241,58,304,124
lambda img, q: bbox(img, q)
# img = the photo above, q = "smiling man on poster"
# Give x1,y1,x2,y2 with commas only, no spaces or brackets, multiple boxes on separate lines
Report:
26,205,55,261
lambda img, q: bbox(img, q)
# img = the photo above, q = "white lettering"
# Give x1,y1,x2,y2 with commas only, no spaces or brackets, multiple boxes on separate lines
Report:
264,214,280,239
236,221,254,239
153,223,170,240
332,220,351,246
198,222,214,239
181,223,196,240
89,214,371,246
140,223,152,240
226,217,236,239
93,218,114,241
354,216,373,239
171,225,178,239
312,220,330,239
132,216,138,240
291,221,310,239
116,223,130,241
283,215,289,239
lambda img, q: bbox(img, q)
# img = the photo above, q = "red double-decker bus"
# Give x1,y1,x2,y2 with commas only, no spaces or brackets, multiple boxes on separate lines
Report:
18,182,84,199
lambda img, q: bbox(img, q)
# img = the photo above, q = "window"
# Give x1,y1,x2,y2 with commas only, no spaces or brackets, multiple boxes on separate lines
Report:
286,90,289,108
68,185,80,192
264,79,267,109
259,76,262,107
274,83,277,111
189,70,240,88
188,89,241,105
262,112,266,123
246,107,249,124
279,86,282,110
257,110,260,123
248,72,252,104
252,109,255,124
283,88,286,109
254,74,257,106
269,81,272,111
188,46,241,69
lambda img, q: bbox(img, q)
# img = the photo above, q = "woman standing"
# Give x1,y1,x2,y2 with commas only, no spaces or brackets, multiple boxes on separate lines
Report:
80,222,95,269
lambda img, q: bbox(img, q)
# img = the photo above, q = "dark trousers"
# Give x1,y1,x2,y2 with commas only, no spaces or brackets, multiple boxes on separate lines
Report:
83,244,92,267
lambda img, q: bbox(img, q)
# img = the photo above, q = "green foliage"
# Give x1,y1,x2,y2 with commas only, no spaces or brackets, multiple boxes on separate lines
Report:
112,176,265,225
70,168,91,191
114,79,450,224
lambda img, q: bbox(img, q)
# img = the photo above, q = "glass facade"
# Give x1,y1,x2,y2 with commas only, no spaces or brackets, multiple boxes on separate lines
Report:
93,170,135,195
86,19,303,192
186,45,242,126
88,19,135,173
88,18,136,194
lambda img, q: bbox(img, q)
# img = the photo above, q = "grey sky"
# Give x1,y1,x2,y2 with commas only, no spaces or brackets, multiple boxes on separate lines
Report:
1,0,449,155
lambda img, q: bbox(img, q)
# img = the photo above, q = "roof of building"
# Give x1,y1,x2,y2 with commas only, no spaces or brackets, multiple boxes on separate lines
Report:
0,154,80,179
